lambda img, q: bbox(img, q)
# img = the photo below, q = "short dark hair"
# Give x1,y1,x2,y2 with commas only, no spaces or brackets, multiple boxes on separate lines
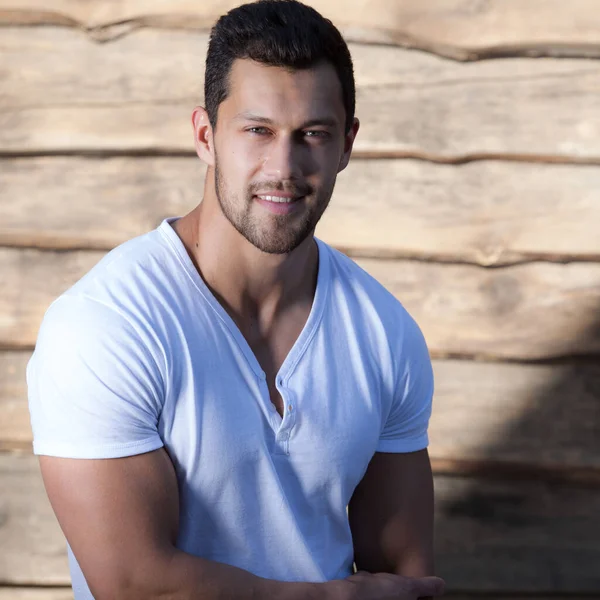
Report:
204,0,355,133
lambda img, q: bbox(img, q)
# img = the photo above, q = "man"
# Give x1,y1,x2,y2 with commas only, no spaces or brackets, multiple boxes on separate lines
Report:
27,1,445,598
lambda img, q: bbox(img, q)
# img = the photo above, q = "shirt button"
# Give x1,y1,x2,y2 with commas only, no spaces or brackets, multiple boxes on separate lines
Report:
288,404,293,412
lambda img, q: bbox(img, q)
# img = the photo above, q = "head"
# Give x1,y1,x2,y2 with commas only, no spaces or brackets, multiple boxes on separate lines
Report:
193,0,360,254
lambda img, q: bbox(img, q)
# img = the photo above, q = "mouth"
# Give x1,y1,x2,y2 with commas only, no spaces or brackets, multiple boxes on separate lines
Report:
253,194,305,215
254,193,302,203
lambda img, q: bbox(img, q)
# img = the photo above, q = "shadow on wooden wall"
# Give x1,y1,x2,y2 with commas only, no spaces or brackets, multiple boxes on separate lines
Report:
1,1,600,598
435,349,600,591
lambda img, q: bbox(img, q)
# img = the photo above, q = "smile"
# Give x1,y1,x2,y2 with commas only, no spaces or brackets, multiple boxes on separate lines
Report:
254,194,304,215
255,195,300,204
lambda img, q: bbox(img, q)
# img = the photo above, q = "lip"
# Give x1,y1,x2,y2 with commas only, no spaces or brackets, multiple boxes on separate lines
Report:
253,194,304,215
254,191,297,199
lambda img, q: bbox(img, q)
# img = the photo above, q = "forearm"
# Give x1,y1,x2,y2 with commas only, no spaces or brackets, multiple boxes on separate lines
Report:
98,548,347,600
163,550,338,600
391,549,434,578
353,544,434,577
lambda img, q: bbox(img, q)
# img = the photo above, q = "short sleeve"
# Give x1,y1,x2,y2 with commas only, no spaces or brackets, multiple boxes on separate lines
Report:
376,311,434,453
27,295,165,459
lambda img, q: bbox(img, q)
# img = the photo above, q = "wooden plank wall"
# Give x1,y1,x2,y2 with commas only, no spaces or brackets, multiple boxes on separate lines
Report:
1,1,600,598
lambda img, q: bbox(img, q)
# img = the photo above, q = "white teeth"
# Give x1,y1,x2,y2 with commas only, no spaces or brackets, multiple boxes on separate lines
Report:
257,195,294,203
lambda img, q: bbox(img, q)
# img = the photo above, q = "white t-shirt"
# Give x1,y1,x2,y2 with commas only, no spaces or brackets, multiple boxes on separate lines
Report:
27,217,433,598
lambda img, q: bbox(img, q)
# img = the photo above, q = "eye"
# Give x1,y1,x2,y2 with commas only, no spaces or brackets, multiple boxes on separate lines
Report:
304,130,330,139
247,127,270,135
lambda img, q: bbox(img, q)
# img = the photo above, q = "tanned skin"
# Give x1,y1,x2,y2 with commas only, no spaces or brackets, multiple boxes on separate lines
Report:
39,57,445,600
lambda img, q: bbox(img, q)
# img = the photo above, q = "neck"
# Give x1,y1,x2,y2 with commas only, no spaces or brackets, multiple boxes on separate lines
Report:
172,181,319,334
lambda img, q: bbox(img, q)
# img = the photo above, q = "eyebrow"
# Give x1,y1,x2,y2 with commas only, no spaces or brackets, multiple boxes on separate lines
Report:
234,112,339,129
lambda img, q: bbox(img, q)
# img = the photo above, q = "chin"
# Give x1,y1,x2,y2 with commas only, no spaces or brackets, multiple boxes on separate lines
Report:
247,229,311,255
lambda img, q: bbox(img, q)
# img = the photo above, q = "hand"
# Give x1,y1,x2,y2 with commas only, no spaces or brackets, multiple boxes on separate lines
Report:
338,570,445,600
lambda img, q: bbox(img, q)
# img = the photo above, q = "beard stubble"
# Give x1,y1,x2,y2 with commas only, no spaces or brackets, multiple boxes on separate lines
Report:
214,159,335,255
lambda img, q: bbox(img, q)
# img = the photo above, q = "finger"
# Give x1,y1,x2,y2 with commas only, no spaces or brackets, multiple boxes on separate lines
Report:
413,576,446,597
346,570,371,581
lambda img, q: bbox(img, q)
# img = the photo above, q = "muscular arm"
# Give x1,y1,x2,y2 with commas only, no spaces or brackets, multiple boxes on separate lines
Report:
348,449,435,577
40,449,336,600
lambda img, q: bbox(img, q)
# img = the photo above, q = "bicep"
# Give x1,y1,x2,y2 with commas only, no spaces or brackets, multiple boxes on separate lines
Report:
40,448,179,598
348,448,434,577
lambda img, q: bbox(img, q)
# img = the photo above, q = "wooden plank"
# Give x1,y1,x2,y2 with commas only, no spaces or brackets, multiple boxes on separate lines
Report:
356,259,600,361
0,157,201,252
2,28,600,160
5,351,600,476
434,474,600,591
429,360,600,473
0,590,72,600
0,352,31,448
2,453,600,590
325,160,600,265
2,247,600,360
3,157,600,266
0,453,69,585
0,248,103,349
2,0,600,59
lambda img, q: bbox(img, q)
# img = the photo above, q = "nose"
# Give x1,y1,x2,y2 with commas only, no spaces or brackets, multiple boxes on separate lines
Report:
261,135,304,181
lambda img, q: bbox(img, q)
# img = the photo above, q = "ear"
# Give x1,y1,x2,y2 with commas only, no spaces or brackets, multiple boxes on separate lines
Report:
338,117,360,173
192,106,215,167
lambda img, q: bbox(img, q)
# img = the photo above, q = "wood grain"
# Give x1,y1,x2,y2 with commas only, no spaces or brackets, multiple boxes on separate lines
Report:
2,247,600,360
0,157,200,252
7,350,600,474
0,453,69,585
0,248,102,349
3,157,600,266
2,28,600,160
356,258,600,361
434,474,600,591
2,453,600,590
2,0,600,59
0,352,32,447
430,360,600,473
0,590,73,600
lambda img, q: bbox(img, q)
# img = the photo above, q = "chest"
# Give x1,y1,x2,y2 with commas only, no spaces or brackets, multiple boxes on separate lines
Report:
245,311,311,419
162,322,390,500
252,344,290,418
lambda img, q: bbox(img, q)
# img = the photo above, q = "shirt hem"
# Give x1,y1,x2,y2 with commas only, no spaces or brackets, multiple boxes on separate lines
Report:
32,436,164,459
375,435,429,453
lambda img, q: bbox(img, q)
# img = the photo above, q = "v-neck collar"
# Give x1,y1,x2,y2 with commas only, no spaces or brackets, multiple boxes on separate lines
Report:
158,217,330,382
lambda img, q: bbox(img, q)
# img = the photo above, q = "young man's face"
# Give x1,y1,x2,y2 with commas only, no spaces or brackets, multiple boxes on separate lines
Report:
211,58,356,255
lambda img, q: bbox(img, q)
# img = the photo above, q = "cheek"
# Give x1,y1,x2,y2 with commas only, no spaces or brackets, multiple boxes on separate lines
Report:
315,151,342,183
218,143,257,183
229,140,264,176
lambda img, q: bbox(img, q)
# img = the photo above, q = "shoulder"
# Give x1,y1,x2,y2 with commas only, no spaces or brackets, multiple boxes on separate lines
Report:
45,221,194,344
64,226,175,314
34,225,183,374
320,239,418,339
34,293,163,390
28,288,166,460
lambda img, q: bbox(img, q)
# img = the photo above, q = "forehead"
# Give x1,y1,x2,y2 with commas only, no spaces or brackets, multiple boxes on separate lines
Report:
220,58,345,127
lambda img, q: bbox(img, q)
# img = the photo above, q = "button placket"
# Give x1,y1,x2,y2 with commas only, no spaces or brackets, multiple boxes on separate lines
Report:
271,375,297,455
278,386,296,455
257,373,280,431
